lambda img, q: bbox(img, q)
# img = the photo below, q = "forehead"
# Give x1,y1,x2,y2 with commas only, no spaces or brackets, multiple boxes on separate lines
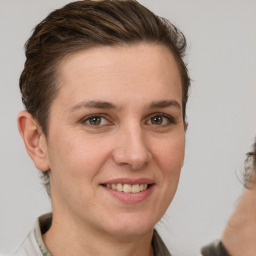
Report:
54,43,182,107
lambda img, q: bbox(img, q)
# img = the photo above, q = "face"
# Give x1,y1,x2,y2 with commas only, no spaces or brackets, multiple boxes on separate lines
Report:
43,43,185,238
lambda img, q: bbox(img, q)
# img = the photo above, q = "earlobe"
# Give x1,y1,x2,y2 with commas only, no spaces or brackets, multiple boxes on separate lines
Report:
17,111,50,171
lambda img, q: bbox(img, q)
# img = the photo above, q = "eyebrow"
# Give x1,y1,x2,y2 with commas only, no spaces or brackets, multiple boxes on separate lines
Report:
69,99,181,113
69,101,117,113
149,100,181,110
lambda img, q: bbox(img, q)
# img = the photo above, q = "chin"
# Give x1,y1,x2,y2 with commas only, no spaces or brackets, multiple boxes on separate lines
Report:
103,215,157,238
108,226,154,239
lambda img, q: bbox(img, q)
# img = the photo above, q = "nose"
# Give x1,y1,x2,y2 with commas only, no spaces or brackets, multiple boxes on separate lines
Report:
112,125,152,170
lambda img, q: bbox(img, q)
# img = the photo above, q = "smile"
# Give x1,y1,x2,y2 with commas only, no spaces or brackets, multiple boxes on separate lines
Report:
103,184,149,193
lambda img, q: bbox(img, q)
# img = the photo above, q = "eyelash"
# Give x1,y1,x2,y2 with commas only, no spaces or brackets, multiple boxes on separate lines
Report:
80,113,176,127
146,113,176,126
80,114,110,126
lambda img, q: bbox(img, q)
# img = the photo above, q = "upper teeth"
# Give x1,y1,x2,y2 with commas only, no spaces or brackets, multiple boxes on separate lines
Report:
106,184,148,193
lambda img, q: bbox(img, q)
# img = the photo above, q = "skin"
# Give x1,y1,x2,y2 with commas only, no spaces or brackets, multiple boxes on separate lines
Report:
222,184,256,256
18,43,185,256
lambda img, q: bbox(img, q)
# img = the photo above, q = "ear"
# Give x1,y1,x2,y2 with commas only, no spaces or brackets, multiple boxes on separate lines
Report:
17,111,49,171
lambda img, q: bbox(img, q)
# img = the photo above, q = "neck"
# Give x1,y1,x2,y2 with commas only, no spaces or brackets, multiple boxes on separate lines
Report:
42,212,154,256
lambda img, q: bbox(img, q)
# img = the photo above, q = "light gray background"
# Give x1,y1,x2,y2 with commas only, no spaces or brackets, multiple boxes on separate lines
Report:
0,1,256,255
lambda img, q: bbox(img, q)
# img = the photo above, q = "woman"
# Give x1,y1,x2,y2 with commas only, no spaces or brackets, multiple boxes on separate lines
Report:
14,1,190,255
202,138,256,256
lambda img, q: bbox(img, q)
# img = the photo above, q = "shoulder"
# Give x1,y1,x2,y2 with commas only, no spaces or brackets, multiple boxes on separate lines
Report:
201,240,231,256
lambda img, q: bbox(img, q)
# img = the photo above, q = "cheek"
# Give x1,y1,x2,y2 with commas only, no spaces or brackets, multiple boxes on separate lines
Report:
152,135,185,217
48,134,110,180
47,137,105,202
155,134,185,175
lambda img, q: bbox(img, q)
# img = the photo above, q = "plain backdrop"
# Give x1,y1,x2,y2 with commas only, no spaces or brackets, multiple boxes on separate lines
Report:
0,0,256,255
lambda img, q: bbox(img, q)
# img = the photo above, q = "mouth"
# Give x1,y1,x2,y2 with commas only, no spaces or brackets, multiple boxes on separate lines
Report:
100,178,155,203
101,183,151,193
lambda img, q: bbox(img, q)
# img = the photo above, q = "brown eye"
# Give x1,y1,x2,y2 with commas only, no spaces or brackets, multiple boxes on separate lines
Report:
89,116,101,125
85,116,108,126
151,115,163,125
146,114,175,126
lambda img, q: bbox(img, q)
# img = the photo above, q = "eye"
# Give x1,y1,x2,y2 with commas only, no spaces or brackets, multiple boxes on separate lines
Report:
83,115,108,126
150,115,165,125
146,114,175,126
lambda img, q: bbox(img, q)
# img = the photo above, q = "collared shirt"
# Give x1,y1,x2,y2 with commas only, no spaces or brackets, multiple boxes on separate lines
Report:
201,240,231,256
15,213,172,256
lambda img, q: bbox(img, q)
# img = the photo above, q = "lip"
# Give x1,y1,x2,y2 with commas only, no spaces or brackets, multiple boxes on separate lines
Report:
100,178,155,204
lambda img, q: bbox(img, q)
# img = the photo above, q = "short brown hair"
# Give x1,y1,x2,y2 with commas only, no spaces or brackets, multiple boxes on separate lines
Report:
244,138,256,188
20,0,190,196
